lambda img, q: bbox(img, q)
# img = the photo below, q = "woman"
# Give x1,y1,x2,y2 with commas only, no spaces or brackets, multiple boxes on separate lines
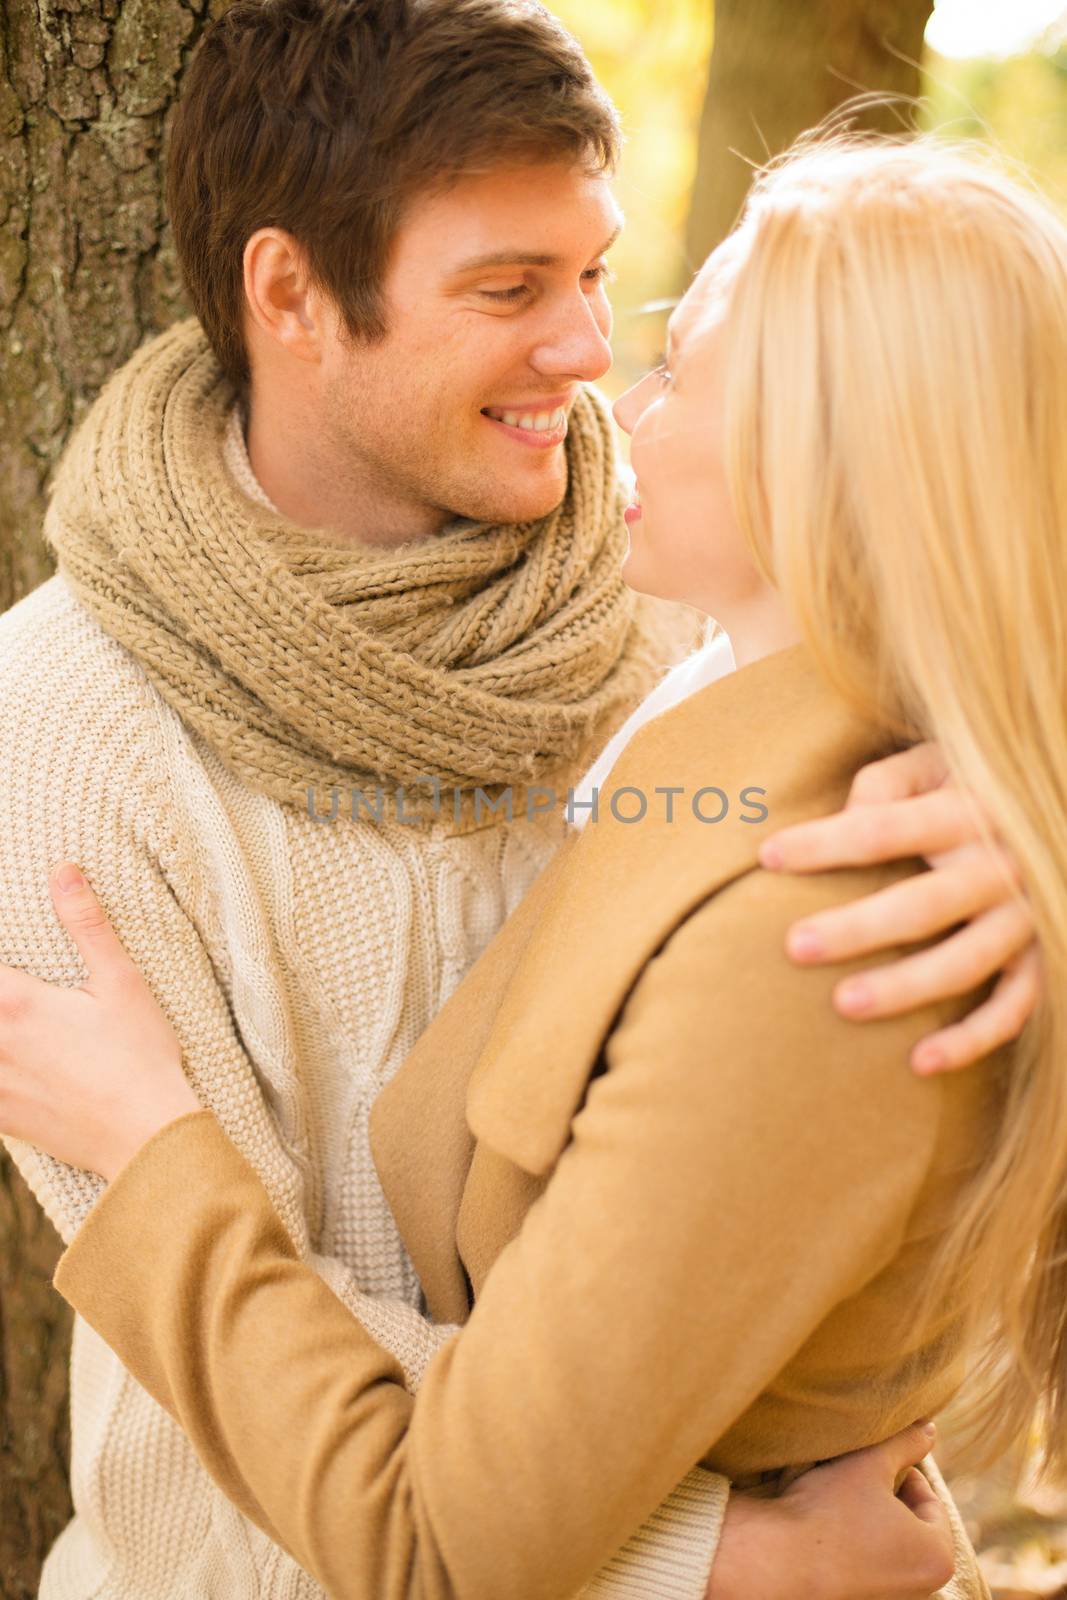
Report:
0,129,1060,1599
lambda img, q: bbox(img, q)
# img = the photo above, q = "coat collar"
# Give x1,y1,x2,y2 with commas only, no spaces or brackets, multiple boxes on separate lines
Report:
465,641,890,1174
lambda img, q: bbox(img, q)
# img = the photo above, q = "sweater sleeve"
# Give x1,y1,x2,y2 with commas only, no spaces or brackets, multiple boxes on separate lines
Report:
53,865,964,1600
1,581,726,1600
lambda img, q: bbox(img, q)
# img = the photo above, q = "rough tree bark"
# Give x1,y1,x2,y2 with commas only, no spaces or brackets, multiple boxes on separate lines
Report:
0,1,222,1591
686,0,934,265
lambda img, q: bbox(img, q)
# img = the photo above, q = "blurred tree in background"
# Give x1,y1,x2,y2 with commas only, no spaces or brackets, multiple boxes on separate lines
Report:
0,1,209,1589
684,0,933,269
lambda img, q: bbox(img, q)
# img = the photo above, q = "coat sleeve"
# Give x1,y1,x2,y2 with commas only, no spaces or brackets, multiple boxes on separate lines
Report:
54,866,955,1600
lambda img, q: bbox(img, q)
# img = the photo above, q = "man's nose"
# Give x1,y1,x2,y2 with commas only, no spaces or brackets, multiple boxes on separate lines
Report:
528,294,613,383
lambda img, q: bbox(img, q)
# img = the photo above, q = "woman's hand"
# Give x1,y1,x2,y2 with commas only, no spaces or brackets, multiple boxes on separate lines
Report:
0,863,201,1180
708,1423,956,1600
759,742,1041,1074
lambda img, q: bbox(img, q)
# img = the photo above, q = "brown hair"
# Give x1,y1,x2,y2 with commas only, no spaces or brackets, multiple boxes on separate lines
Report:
166,0,620,395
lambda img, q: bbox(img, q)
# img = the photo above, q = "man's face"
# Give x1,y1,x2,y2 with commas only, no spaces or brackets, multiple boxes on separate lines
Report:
318,161,621,529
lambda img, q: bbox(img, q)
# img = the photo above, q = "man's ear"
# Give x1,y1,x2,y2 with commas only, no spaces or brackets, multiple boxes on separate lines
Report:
242,227,323,367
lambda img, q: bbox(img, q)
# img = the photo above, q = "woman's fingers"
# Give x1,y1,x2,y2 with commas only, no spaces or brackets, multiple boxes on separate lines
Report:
760,788,988,874
845,743,950,807
830,900,1036,1022
910,944,1043,1075
761,770,1039,1066
785,843,1022,965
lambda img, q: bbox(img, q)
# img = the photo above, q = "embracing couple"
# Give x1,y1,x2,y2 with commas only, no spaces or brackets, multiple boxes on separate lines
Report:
1,1,1059,1597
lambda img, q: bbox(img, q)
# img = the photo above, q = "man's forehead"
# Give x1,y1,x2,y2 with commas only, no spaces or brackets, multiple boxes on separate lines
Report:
450,219,624,275
403,164,623,267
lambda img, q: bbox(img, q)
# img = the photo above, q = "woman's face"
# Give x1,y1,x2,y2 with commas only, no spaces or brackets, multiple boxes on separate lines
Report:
613,239,790,658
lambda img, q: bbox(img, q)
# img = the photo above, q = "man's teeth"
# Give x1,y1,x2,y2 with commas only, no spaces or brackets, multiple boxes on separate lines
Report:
486,407,567,432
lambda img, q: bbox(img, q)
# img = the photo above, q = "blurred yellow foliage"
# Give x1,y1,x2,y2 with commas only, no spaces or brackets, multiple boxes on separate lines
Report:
922,44,1067,211
548,0,714,397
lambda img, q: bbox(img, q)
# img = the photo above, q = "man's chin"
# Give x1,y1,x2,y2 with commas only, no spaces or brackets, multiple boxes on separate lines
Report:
446,476,568,528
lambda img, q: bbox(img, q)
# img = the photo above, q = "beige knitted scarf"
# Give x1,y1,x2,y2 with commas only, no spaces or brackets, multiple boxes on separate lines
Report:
44,317,686,827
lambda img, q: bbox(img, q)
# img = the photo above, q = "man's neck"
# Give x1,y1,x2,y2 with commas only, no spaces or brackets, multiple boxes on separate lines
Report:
242,389,448,550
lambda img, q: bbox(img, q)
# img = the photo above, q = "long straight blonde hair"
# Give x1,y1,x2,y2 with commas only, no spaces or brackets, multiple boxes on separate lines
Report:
721,130,1067,1477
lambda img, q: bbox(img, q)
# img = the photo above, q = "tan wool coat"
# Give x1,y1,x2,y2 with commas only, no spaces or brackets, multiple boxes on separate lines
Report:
56,642,1002,1600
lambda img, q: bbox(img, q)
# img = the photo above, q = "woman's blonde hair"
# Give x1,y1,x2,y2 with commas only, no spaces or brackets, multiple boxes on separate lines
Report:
722,129,1067,1477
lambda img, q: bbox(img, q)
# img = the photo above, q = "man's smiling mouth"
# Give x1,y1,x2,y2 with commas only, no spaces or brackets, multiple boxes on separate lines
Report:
479,404,570,448
481,405,568,433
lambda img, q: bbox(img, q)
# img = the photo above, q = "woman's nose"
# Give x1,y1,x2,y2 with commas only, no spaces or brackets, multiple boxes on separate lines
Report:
613,372,654,437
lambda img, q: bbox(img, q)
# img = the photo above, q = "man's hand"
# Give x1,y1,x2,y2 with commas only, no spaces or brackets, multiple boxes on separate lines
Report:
758,743,1040,1074
708,1423,956,1600
0,863,202,1180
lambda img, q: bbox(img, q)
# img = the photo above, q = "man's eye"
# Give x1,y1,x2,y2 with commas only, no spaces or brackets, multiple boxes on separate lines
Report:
478,265,613,305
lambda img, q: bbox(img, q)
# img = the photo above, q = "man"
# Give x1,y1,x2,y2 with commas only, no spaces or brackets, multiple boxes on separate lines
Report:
0,1,1031,1595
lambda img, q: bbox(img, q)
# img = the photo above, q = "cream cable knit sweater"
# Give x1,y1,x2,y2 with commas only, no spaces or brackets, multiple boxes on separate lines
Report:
0,407,727,1600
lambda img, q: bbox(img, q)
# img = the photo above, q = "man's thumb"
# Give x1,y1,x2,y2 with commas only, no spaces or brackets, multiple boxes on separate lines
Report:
49,863,130,980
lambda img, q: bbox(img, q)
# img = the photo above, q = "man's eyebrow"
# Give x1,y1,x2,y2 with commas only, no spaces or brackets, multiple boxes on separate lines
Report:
448,225,623,276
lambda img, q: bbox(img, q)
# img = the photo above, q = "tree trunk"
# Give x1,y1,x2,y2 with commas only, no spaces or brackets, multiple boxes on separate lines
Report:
0,0,214,1588
0,1170,72,1600
686,0,934,266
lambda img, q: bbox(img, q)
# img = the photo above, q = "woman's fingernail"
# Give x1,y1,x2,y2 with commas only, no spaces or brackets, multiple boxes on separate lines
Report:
836,978,873,1015
759,842,783,870
787,925,823,962
923,1421,937,1437
54,864,84,894
913,1044,946,1076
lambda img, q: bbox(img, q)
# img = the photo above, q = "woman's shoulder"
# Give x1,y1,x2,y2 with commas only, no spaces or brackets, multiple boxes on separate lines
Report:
618,853,1003,1157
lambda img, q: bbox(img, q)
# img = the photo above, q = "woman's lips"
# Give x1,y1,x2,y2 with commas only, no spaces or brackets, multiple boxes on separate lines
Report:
624,503,643,524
